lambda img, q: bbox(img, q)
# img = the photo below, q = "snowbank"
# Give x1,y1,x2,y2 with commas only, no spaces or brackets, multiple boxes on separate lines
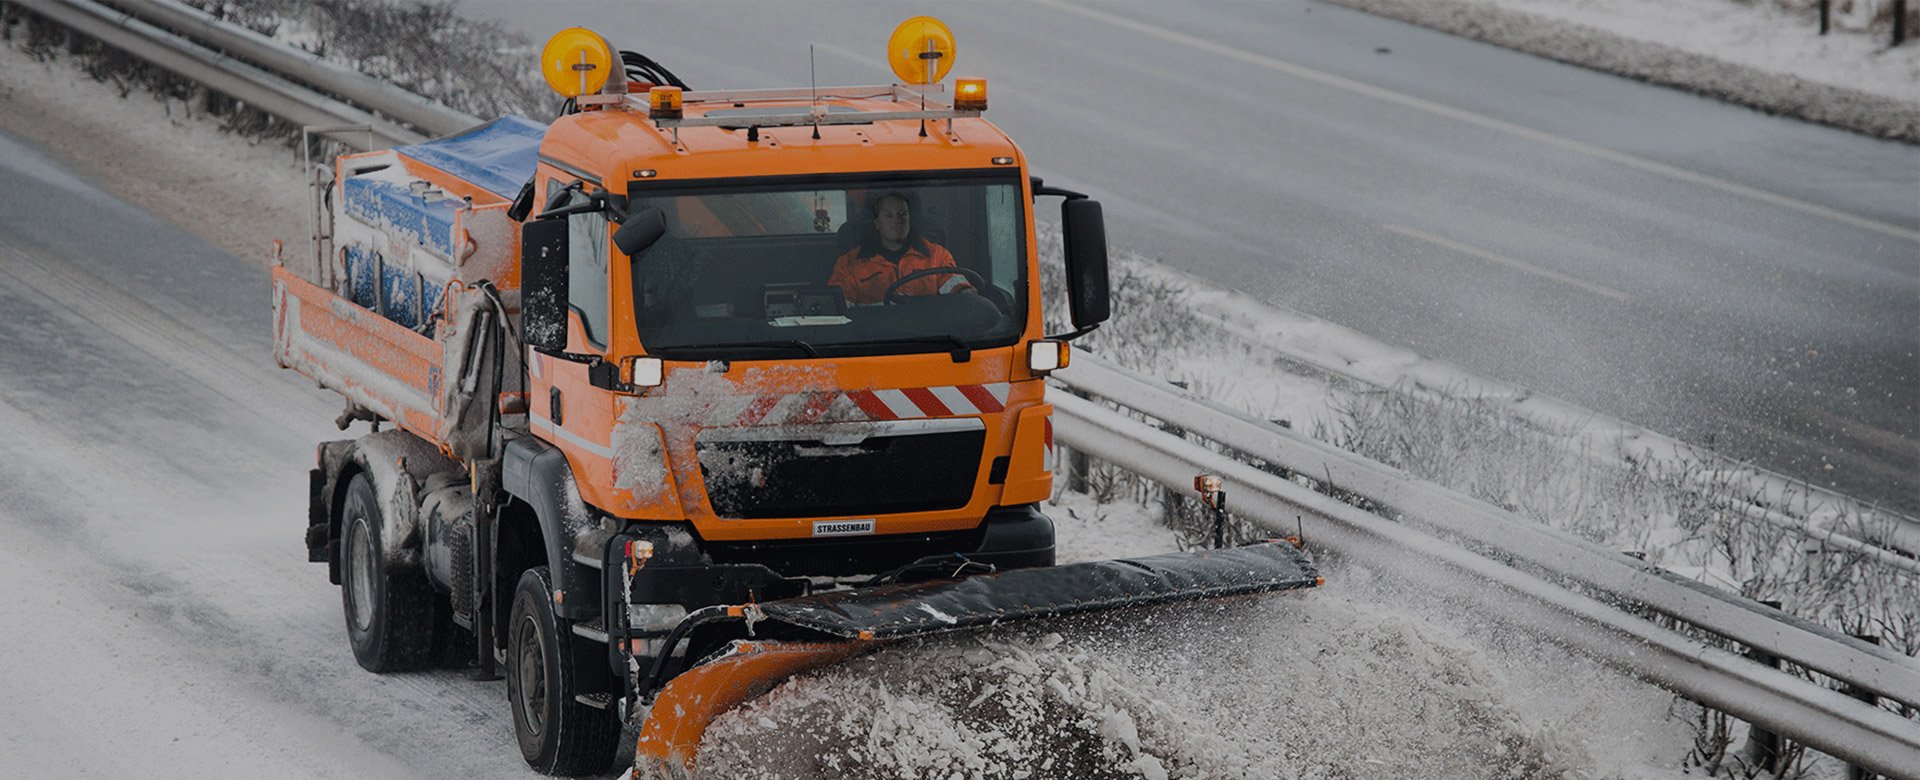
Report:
690,577,1682,779
1331,0,1920,141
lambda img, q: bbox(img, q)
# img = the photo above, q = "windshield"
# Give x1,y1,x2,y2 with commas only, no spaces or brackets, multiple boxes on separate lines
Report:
627,172,1026,359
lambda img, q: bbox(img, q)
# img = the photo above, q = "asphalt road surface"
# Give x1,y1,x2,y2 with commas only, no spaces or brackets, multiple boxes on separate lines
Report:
0,129,551,779
464,0,1920,513
0,127,1684,779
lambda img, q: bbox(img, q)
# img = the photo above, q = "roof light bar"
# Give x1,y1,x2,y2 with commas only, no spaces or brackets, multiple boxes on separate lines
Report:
653,108,980,129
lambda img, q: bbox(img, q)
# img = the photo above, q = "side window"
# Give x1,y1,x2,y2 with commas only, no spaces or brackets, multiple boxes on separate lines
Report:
548,180,610,347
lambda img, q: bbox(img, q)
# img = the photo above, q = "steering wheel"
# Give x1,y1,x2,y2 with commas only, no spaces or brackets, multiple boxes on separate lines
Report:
882,266,990,305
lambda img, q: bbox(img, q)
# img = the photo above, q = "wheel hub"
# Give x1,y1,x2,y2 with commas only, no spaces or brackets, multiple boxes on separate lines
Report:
346,517,374,632
515,614,547,734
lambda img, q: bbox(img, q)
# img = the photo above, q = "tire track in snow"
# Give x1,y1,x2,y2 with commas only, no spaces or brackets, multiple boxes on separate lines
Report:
0,372,530,778
0,243,535,775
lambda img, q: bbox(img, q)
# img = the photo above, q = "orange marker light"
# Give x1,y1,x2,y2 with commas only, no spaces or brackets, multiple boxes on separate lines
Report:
1027,339,1067,373
954,77,987,111
650,86,684,120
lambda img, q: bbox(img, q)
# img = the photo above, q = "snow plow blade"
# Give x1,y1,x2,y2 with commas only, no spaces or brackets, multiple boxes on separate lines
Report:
633,540,1320,774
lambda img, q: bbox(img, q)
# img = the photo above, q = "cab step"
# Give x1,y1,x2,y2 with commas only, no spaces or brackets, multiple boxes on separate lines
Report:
570,616,609,644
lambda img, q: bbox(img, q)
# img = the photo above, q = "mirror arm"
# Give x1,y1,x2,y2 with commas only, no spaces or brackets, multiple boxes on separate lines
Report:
1044,323,1101,342
543,180,584,211
1033,184,1089,201
535,200,599,220
536,183,630,222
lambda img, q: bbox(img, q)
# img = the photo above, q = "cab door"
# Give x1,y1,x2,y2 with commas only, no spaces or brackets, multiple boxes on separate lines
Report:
524,180,621,509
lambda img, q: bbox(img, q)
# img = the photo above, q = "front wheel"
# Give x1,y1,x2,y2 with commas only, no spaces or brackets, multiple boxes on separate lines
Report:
507,566,621,775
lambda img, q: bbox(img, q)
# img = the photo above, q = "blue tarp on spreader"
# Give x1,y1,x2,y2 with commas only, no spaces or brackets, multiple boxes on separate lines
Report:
341,177,462,258
339,115,545,259
392,115,546,200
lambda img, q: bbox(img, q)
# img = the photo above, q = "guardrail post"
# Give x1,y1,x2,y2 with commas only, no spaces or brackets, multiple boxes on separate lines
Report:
1739,600,1785,773
1061,390,1092,494
1846,634,1884,780
1158,418,1186,527
1895,0,1908,47
1159,380,1189,530
1194,475,1227,548
1063,443,1090,494
1821,0,1831,34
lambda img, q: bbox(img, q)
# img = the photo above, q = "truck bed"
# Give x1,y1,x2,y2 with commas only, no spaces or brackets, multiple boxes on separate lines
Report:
273,116,543,457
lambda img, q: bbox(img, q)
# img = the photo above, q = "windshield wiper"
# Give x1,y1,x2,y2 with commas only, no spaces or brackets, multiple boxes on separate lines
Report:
838,335,973,363
653,340,820,359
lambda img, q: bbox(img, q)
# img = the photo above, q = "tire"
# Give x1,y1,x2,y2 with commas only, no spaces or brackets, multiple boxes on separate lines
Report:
339,472,436,672
507,566,621,775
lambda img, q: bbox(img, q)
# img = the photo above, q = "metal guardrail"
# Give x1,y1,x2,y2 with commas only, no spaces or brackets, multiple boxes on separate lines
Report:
18,3,1917,774
108,0,482,136
1153,278,1920,560
1057,355,1920,711
26,0,424,148
1053,390,1920,779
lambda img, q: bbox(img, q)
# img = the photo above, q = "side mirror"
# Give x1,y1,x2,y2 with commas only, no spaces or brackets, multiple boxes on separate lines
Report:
520,218,570,351
614,207,667,256
507,179,536,222
1061,198,1110,330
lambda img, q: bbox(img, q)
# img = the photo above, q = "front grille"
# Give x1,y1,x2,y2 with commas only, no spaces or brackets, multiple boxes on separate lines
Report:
706,528,987,578
697,424,984,519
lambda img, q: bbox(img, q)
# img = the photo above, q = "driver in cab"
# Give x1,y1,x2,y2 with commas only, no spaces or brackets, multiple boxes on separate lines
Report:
828,192,974,305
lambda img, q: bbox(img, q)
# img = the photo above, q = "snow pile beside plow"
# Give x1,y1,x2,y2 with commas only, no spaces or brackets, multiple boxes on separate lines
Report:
695,595,1588,779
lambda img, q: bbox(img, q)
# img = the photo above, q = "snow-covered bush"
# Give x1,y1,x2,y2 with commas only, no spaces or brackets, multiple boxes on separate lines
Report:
1315,382,1919,670
181,0,552,122
1770,0,1920,34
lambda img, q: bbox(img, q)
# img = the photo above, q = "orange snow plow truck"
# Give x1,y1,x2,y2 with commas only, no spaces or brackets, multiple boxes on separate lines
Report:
273,20,1318,777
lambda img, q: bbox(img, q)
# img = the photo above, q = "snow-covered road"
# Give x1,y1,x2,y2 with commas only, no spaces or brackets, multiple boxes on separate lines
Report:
0,125,1709,777
0,130,541,779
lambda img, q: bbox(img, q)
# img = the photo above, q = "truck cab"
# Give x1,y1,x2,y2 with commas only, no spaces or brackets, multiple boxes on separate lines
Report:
515,84,1077,575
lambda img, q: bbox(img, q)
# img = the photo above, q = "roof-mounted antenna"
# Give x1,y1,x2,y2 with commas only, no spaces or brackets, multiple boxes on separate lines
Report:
810,44,821,140
918,34,931,138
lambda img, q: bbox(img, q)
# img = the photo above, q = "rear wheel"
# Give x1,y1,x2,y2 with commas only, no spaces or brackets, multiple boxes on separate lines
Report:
507,566,621,775
339,472,435,672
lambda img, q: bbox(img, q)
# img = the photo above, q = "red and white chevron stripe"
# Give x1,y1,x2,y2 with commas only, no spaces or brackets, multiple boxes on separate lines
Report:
698,382,1011,427
847,382,1010,420
1043,416,1055,473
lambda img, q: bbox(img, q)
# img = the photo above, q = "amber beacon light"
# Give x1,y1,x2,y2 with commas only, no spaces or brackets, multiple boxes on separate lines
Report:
649,86,683,119
539,27,613,98
954,77,987,111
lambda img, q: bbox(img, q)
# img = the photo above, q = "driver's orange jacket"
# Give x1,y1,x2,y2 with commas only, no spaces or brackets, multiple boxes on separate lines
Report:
828,238,972,305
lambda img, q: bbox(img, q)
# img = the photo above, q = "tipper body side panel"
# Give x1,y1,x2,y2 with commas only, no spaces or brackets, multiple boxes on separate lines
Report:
274,116,542,458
